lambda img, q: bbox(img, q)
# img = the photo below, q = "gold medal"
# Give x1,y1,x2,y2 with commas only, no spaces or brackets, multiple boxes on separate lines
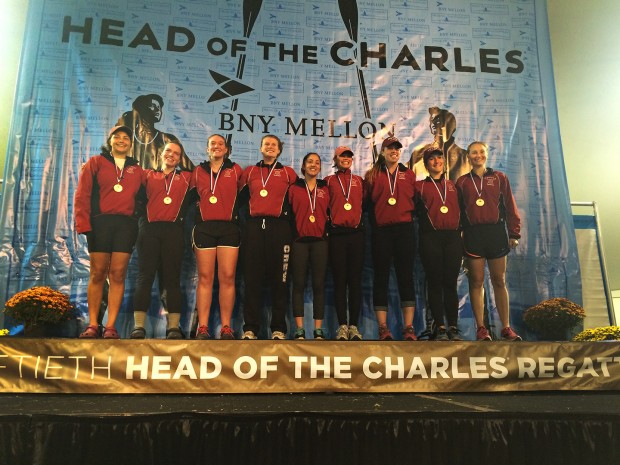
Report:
388,197,397,206
309,215,316,223
344,202,352,211
209,195,218,204
476,198,485,207
163,196,172,205
260,189,268,197
440,205,448,214
113,183,123,193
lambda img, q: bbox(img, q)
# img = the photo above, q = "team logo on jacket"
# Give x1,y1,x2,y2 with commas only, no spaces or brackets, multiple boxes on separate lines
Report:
126,166,138,174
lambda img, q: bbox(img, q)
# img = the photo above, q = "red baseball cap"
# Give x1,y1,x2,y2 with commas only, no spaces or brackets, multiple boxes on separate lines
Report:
334,146,354,157
108,125,133,140
381,136,402,150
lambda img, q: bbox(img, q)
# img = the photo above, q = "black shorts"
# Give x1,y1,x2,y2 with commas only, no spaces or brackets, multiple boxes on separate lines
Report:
463,222,509,259
87,214,138,254
193,221,241,249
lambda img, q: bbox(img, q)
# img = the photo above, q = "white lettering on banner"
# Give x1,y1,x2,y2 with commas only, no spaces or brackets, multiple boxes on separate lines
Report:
516,357,620,379
233,356,279,379
288,356,352,379
363,356,511,379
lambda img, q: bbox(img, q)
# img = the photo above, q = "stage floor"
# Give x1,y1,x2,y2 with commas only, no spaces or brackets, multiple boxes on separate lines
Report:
2,391,620,417
1,392,619,464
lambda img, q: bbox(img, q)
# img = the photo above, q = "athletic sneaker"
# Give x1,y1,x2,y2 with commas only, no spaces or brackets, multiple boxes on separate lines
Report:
166,327,184,340
435,327,449,341
313,328,325,340
476,326,492,341
402,325,418,341
294,327,306,340
196,325,210,340
220,325,235,340
129,326,146,339
501,327,522,341
336,324,349,341
378,324,393,341
348,325,363,341
448,326,463,341
242,330,257,340
271,330,286,340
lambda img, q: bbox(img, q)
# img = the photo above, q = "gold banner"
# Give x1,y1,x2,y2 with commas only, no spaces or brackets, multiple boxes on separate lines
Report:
1,339,619,393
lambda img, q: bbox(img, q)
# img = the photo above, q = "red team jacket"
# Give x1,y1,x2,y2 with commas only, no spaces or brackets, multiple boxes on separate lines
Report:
455,168,521,239
143,169,193,223
288,179,330,240
367,163,416,226
324,169,365,230
194,159,243,222
74,153,143,234
415,175,460,232
239,161,297,218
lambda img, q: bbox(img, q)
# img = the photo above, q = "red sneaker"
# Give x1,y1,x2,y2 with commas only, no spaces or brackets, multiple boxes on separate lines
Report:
501,327,522,341
220,325,235,340
378,324,393,341
476,326,492,341
403,325,418,341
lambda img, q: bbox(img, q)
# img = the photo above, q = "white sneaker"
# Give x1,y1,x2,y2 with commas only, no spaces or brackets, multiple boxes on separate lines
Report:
336,324,349,341
348,325,362,341
242,330,257,340
271,330,286,340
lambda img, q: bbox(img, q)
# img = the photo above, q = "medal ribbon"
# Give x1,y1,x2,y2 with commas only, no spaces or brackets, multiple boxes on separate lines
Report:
386,165,399,198
305,180,317,215
260,161,276,191
336,170,352,203
469,171,484,199
164,170,176,197
431,177,447,207
210,163,222,196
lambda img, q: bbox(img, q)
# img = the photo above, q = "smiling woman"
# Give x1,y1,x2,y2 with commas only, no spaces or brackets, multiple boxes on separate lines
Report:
0,0,28,185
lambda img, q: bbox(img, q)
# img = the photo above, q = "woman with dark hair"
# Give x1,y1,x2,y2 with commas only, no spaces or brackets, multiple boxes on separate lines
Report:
130,140,194,340
455,141,522,341
365,136,417,341
192,134,243,339
238,134,297,340
288,153,330,339
324,146,366,341
75,125,143,338
415,147,463,341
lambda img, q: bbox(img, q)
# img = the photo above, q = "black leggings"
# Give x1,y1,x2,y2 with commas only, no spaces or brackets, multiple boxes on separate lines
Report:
371,222,416,309
242,218,292,334
291,240,328,319
133,222,185,313
329,230,364,325
419,230,462,327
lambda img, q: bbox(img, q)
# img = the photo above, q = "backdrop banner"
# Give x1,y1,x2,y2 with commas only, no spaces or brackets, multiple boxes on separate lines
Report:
1,340,619,394
0,0,581,341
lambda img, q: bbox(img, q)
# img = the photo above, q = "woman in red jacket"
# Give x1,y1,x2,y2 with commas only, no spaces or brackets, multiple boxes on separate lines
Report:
288,152,330,339
130,140,194,340
455,141,522,341
415,147,463,341
192,134,243,339
74,126,143,338
324,146,366,341
365,136,417,341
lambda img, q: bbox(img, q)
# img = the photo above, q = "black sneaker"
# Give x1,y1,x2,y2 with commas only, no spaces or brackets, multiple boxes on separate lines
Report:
313,328,325,340
435,327,449,341
130,326,146,339
166,327,184,340
448,326,463,341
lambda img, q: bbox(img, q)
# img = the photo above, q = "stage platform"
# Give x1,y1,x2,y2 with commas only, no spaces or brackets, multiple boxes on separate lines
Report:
1,392,618,464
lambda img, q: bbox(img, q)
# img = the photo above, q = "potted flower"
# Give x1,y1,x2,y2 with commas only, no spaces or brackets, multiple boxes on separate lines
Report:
2,286,77,337
573,326,620,341
522,297,586,341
